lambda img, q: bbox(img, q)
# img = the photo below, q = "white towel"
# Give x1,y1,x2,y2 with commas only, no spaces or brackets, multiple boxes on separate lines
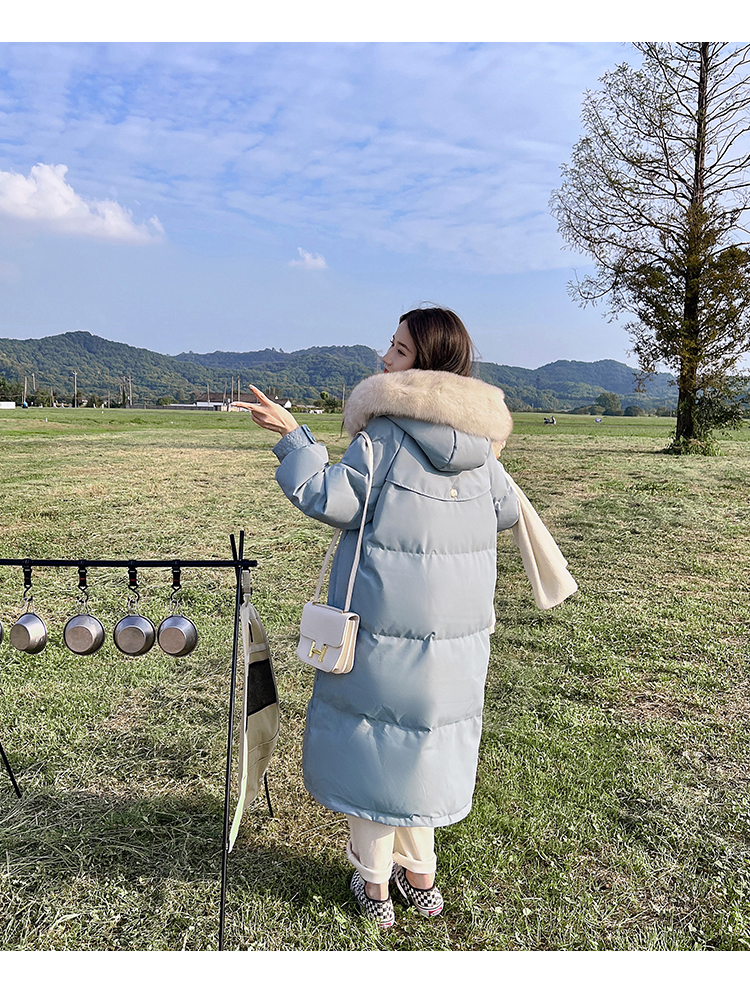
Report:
507,474,578,611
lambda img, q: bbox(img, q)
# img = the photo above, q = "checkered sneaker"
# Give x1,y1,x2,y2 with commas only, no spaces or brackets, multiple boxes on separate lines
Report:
349,871,396,928
391,863,444,916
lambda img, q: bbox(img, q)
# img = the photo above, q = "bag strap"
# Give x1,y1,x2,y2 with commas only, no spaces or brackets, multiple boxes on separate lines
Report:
312,431,374,612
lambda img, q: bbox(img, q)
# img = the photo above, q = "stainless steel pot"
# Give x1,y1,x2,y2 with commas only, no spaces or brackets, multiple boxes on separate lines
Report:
10,612,48,653
113,614,156,656
157,614,198,657
64,613,106,655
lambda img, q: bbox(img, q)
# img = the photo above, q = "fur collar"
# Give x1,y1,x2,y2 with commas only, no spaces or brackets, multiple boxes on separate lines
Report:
343,369,513,443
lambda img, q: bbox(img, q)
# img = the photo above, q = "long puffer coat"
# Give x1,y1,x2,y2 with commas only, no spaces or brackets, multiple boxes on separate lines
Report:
275,369,519,827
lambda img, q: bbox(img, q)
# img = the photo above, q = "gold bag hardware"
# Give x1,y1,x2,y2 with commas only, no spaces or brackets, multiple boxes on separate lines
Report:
297,601,360,674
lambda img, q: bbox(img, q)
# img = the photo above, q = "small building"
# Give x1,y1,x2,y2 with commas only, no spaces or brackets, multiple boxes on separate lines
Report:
167,391,224,411
194,391,225,411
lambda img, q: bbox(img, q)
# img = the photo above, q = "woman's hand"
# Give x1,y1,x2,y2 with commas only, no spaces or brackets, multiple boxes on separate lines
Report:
245,385,300,436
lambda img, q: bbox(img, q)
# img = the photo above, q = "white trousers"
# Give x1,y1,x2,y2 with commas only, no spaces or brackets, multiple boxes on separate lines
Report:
346,815,437,885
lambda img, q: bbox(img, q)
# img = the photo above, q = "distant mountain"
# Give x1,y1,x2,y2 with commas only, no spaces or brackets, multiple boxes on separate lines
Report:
173,344,382,400
0,330,678,410
0,332,381,405
179,346,678,409
476,358,678,410
0,330,214,404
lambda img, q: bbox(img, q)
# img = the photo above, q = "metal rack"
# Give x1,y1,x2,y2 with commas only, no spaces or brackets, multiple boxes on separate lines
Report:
0,531,258,950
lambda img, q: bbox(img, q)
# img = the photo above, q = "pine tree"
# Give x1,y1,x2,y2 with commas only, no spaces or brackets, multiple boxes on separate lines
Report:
551,43,750,452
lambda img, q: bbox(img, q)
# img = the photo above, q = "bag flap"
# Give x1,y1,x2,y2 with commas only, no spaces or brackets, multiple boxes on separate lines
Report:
300,602,358,647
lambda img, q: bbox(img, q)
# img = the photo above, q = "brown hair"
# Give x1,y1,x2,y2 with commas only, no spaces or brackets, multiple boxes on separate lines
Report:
399,306,476,377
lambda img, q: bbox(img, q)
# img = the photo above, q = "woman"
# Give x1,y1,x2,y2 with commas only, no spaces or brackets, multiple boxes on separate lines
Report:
246,307,569,927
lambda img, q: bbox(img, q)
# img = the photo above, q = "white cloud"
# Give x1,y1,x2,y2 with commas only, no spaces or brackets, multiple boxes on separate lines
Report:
0,43,628,272
0,164,164,243
288,247,327,270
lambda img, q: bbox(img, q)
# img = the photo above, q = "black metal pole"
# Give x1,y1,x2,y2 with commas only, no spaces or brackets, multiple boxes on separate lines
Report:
0,558,255,569
0,740,22,798
218,531,245,951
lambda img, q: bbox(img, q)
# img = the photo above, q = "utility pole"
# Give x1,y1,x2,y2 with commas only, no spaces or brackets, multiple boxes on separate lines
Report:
128,376,133,408
72,370,78,408
339,380,347,437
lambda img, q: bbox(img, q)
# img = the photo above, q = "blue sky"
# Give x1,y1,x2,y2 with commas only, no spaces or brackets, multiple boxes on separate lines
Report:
0,38,647,368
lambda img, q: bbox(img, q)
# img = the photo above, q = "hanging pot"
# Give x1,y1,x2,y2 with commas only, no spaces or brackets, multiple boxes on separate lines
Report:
113,614,156,656
10,612,48,653
64,613,106,655
157,614,198,657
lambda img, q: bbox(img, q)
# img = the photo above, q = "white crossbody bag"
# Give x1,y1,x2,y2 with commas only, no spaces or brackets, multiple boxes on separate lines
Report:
296,432,373,674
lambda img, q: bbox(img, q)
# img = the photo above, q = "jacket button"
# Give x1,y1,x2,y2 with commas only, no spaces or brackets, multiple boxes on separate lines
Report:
450,488,458,498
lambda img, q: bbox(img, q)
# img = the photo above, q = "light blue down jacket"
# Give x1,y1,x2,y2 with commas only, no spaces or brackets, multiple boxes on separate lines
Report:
274,370,519,827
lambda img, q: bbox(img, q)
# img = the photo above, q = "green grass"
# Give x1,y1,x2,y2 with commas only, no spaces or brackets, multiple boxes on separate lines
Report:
1,407,749,950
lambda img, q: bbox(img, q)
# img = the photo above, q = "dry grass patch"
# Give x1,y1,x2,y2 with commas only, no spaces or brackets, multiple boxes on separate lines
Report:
1,410,749,950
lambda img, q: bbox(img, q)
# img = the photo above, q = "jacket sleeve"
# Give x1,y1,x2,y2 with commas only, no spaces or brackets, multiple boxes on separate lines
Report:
489,457,520,532
274,422,391,530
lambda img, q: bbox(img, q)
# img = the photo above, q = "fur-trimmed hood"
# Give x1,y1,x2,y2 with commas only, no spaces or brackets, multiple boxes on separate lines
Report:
343,369,513,444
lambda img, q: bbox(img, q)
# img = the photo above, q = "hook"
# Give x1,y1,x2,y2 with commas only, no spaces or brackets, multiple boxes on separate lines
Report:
126,561,140,612
76,560,90,612
21,558,33,609
170,560,182,612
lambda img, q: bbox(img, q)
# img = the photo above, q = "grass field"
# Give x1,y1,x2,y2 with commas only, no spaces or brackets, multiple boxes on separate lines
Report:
1,407,749,951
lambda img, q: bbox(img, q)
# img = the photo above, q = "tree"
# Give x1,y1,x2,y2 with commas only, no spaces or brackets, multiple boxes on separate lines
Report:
692,375,749,435
30,388,52,407
0,376,22,402
551,43,750,452
595,391,622,415
319,390,341,413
